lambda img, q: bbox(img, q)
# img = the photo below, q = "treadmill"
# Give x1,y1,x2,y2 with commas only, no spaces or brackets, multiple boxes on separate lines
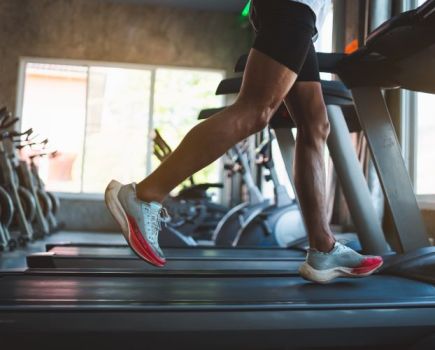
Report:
1,2,435,349
26,64,365,269
33,48,370,266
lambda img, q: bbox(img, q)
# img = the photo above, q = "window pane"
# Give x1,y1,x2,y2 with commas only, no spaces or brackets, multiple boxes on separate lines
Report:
82,66,151,193
21,62,224,194
416,92,435,194
153,68,225,193
21,63,88,193
315,2,334,81
314,2,333,53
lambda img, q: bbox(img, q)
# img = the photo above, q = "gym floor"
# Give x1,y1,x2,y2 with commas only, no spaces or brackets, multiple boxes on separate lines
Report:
0,231,124,270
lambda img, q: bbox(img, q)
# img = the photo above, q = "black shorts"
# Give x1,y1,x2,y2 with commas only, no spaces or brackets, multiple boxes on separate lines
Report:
250,0,320,82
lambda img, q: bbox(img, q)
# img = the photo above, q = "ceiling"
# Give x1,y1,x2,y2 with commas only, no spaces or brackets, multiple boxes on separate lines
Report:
106,0,248,12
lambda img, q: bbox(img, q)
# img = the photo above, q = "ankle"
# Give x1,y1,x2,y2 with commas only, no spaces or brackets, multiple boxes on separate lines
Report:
310,235,336,253
135,183,164,204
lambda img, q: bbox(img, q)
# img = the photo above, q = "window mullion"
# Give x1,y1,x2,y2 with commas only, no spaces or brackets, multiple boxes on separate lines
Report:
401,89,418,189
146,69,156,176
80,65,91,193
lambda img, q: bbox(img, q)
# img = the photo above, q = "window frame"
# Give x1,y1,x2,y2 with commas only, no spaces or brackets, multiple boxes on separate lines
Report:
16,56,226,198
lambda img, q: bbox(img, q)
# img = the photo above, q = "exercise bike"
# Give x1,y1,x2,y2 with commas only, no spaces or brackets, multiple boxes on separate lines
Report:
212,138,272,246
0,184,16,251
13,132,51,238
27,149,63,233
0,108,16,251
233,127,306,247
0,108,61,242
0,112,35,244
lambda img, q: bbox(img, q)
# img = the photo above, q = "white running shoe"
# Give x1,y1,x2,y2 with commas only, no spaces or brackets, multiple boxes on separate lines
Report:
105,180,168,267
299,242,383,284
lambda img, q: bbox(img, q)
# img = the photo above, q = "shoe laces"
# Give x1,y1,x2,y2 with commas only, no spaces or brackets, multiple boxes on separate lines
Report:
142,205,170,245
336,239,350,247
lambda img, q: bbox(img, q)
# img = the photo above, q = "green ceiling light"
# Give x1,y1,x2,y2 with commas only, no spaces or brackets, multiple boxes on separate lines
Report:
241,1,251,18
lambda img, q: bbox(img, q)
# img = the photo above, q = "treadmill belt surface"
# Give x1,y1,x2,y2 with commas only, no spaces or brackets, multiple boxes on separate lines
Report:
0,272,434,349
1,272,434,306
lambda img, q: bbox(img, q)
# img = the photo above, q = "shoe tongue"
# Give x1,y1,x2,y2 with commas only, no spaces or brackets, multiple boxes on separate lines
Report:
332,241,347,253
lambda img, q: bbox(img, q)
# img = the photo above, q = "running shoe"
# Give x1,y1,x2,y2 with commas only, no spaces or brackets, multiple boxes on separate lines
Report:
105,180,167,267
299,241,383,284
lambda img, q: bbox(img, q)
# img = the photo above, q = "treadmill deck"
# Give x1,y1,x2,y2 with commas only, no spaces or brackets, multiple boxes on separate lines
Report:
0,272,434,349
1,271,434,309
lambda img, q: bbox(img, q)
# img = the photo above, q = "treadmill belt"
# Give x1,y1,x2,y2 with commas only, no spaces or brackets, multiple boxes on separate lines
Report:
0,273,434,349
1,272,434,307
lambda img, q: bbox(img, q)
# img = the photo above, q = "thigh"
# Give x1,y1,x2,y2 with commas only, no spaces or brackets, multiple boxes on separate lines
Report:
237,48,298,110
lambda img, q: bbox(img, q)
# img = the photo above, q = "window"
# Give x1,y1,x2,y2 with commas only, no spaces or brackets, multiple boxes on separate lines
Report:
315,1,334,81
415,92,435,195
18,59,224,194
414,0,435,196
314,1,334,53
152,68,225,187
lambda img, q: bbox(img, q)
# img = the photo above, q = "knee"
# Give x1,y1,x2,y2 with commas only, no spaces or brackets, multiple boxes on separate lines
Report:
297,103,330,146
251,106,274,133
234,97,281,135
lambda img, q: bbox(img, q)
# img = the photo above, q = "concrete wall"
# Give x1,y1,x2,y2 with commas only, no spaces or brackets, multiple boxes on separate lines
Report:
0,0,251,112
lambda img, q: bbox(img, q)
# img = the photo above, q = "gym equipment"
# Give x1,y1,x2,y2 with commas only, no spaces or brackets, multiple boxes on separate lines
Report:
0,107,63,244
197,114,306,248
0,113,194,249
28,151,62,232
0,109,16,250
0,114,35,244
209,137,272,246
234,127,305,247
14,134,51,237
0,186,15,251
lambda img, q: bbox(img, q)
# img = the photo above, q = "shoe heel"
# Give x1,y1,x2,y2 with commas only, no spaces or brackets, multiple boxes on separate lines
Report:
105,180,129,236
299,262,340,284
